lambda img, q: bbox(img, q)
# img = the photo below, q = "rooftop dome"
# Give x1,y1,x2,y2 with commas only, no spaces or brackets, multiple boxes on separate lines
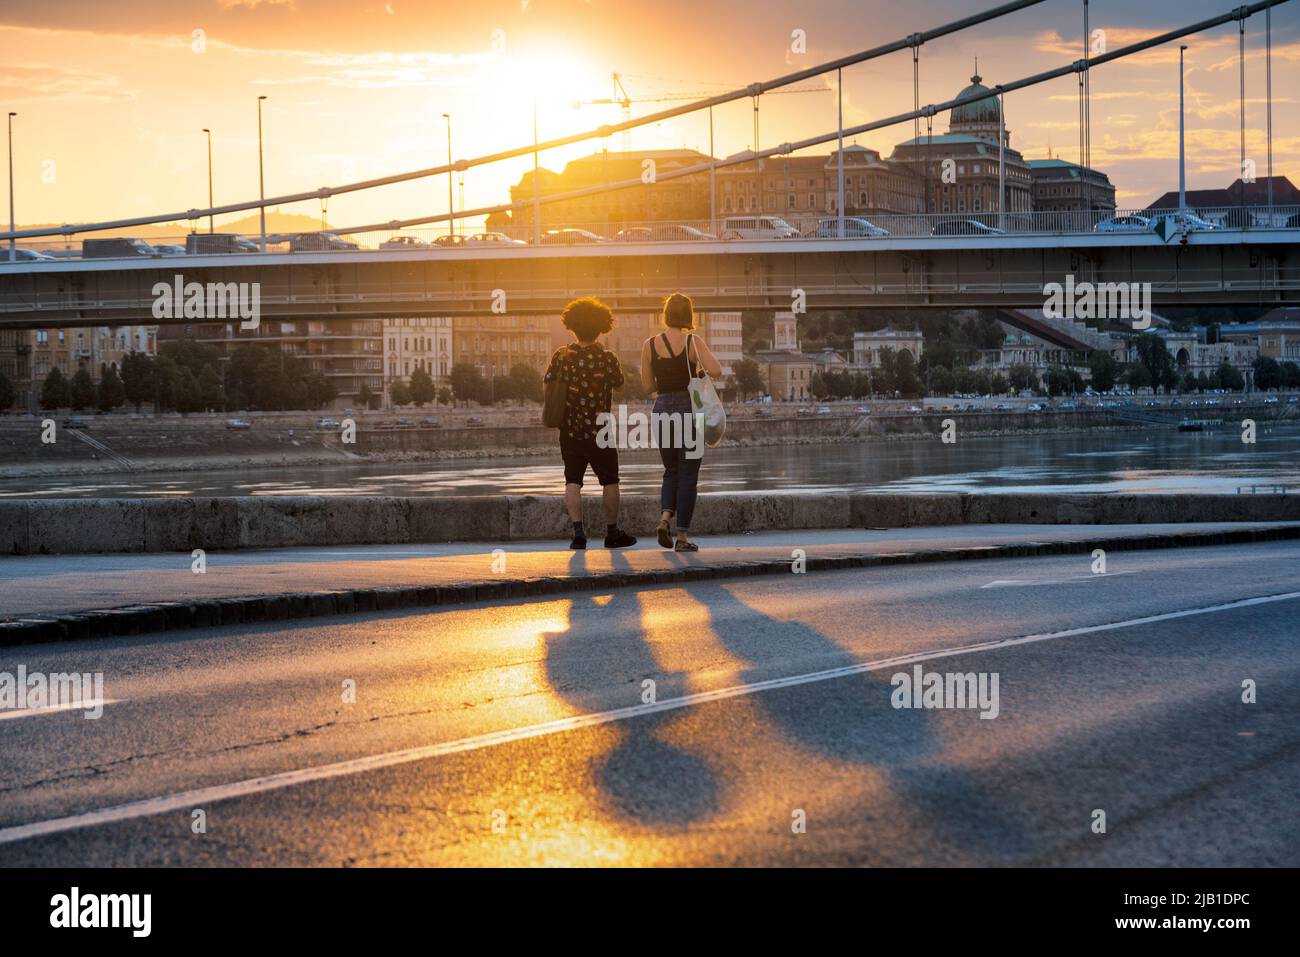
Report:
950,73,1000,128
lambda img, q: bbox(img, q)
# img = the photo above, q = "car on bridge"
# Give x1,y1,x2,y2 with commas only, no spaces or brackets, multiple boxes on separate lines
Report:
613,227,653,242
82,237,158,258
539,228,607,245
278,232,359,252
465,232,527,247
720,216,799,240
1094,214,1152,234
379,235,429,250
6,248,56,262
805,216,889,238
1150,212,1221,234
649,224,717,241
187,233,261,254
155,243,186,256
930,219,1006,237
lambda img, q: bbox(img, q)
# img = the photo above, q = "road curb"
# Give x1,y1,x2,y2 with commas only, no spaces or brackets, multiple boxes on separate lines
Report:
3,524,1299,647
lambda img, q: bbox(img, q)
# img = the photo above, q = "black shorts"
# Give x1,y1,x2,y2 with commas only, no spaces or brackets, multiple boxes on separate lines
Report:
560,433,619,487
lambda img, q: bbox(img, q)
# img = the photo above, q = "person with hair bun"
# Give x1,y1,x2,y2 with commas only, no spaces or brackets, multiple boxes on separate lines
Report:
639,292,723,551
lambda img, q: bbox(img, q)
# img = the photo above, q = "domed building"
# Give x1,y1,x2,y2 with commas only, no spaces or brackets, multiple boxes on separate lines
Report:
888,70,1033,217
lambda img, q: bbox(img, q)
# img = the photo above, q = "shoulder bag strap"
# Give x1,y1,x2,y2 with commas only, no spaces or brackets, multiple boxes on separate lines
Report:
686,333,705,379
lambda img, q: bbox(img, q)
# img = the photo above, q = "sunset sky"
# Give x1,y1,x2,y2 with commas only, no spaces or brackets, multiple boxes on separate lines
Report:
2,0,1297,235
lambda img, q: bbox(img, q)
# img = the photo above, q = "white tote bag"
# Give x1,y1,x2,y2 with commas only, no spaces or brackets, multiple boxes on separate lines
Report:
687,334,726,448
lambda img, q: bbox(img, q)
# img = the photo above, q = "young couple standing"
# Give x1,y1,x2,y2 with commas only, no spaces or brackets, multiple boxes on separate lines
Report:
542,293,723,552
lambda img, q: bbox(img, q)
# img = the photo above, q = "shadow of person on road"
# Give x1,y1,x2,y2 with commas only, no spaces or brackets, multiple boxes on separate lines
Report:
542,583,720,828
697,580,1031,860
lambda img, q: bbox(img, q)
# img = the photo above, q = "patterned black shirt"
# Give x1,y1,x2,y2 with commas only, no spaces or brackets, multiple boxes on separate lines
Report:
543,343,625,440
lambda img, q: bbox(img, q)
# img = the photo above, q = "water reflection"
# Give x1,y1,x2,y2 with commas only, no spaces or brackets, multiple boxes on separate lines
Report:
1,426,1296,498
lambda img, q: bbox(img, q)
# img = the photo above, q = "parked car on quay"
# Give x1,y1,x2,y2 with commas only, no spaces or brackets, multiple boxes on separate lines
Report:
224,418,252,430
315,417,341,428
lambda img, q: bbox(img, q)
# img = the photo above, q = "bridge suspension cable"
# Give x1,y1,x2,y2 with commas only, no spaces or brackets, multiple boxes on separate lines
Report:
2,0,1051,241
1,0,1291,242
325,0,1293,237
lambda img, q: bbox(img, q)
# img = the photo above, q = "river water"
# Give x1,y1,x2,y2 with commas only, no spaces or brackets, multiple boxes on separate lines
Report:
1,426,1297,498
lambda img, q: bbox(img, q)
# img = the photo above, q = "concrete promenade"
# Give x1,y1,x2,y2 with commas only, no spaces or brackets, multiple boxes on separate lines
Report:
3,521,1298,644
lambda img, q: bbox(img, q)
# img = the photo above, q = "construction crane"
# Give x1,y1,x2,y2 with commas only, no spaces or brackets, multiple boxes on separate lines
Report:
574,72,831,152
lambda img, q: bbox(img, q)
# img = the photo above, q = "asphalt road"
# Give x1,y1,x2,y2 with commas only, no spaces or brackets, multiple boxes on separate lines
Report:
1,540,1297,866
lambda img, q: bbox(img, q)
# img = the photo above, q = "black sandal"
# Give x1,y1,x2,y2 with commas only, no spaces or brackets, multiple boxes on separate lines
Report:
656,518,673,549
673,539,698,552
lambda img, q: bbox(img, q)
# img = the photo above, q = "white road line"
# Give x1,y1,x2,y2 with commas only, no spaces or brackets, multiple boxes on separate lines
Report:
0,700,123,722
981,571,1139,588
1,589,1297,846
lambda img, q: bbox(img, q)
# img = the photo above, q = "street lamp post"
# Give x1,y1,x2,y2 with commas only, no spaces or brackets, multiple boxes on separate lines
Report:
6,112,15,263
442,113,454,240
257,96,268,251
1178,46,1188,214
201,128,214,234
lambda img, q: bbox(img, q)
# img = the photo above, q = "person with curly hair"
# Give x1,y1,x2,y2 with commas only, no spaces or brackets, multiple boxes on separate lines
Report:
543,297,637,550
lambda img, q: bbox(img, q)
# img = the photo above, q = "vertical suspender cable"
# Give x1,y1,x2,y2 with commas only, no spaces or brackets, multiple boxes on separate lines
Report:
837,67,846,238
1265,5,1273,210
709,106,717,236
1083,0,1091,208
1240,14,1247,210
912,41,921,140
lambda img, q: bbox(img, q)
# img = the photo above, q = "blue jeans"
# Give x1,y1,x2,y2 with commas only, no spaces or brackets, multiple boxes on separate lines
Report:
654,392,702,530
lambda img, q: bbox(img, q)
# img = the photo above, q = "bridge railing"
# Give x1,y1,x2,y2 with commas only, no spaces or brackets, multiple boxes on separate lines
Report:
6,206,1299,261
